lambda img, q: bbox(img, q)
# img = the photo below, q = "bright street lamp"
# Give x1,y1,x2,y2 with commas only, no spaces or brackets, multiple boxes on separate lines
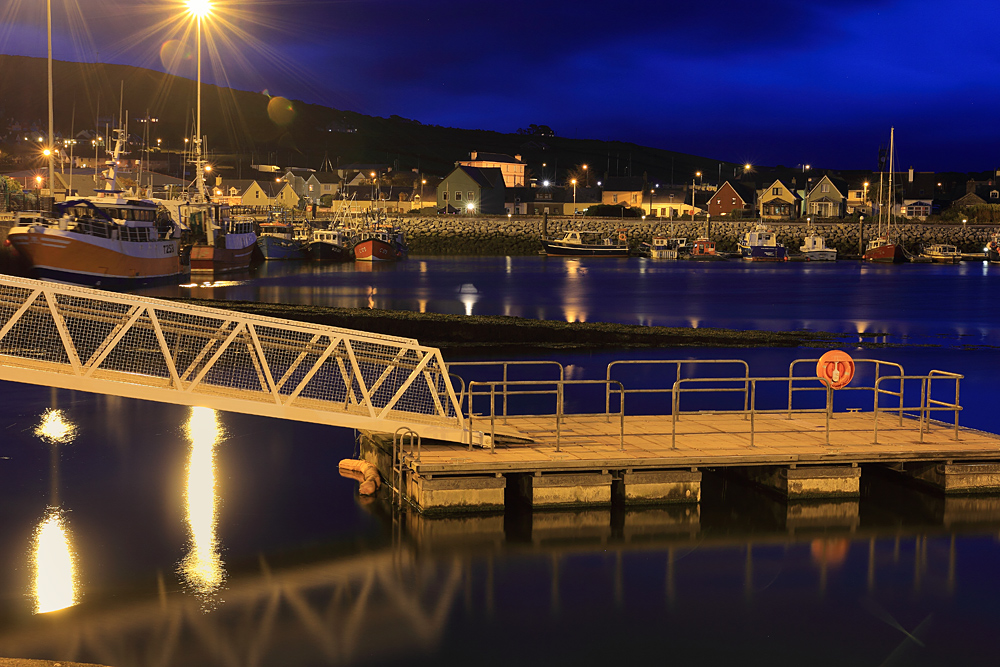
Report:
582,164,589,187
186,0,212,201
571,178,577,206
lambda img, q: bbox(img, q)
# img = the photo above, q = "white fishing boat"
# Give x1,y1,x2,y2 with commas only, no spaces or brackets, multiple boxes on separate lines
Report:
799,233,838,261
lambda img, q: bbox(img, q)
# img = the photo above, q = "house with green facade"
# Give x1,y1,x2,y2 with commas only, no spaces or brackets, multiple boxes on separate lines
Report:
436,166,506,214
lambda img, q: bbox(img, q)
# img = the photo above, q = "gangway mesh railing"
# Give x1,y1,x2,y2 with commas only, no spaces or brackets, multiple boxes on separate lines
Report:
0,276,467,441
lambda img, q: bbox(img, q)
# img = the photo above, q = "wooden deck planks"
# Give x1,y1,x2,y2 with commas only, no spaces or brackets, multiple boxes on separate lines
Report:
410,411,1000,475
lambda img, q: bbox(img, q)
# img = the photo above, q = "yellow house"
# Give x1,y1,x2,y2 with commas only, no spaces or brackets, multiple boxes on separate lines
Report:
757,179,801,220
601,177,644,207
215,179,270,207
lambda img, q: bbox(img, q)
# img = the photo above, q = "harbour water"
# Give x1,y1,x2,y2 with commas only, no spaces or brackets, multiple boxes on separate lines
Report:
1,256,999,665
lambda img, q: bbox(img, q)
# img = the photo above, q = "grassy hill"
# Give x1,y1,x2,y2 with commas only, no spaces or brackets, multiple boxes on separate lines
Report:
1,54,736,181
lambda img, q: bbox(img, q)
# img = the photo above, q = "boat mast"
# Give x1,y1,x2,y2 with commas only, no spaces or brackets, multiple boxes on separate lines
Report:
46,0,54,207
887,127,895,238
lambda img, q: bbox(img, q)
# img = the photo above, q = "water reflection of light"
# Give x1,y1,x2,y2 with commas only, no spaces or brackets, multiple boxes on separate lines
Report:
180,280,247,289
689,318,700,329
564,308,587,323
506,256,512,274
34,409,77,444
420,262,428,273
458,284,479,316
180,407,225,604
32,508,78,614
418,299,428,313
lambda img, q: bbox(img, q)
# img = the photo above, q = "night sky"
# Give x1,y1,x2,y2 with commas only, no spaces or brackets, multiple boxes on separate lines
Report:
3,0,1000,171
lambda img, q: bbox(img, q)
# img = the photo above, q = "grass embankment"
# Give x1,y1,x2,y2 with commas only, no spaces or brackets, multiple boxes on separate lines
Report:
172,298,858,355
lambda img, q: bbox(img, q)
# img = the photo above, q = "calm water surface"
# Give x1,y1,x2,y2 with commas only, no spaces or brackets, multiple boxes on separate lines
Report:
1,257,999,665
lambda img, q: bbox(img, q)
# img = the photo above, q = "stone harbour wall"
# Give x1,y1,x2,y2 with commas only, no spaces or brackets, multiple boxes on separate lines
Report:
398,215,998,256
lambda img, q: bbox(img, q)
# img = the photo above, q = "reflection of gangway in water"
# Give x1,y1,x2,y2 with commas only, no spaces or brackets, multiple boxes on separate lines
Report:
0,275,472,444
0,546,464,666
0,509,982,665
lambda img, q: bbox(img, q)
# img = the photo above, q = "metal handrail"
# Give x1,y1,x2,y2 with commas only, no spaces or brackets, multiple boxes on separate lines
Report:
605,359,750,417
787,358,906,417
448,360,564,425
467,379,626,453
873,373,963,444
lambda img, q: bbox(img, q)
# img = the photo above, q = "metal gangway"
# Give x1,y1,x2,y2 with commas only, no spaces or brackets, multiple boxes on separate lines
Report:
0,275,471,443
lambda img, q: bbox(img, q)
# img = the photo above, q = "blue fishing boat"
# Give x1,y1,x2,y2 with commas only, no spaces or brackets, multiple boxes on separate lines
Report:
738,224,787,262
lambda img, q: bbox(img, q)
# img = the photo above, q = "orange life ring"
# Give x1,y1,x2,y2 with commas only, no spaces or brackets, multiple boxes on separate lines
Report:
816,350,855,389
618,231,627,242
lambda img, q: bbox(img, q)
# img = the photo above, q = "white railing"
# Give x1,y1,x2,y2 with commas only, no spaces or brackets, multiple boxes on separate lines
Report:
0,275,469,443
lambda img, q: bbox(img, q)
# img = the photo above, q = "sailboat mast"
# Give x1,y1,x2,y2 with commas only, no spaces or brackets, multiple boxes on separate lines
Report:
888,127,895,228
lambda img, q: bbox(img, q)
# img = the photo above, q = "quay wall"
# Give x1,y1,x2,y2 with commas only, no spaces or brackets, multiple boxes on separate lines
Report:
395,215,998,256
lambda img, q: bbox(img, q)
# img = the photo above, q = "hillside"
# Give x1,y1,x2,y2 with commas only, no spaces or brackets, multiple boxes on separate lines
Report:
0,55,736,181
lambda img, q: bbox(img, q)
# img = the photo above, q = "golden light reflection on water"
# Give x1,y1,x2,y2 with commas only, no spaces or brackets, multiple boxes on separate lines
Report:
179,407,226,604
32,508,78,614
34,409,77,445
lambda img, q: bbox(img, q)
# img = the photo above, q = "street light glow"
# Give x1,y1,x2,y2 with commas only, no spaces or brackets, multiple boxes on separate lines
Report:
186,0,212,18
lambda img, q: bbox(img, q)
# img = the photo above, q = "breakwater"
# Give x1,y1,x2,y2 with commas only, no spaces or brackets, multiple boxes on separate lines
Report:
399,215,997,256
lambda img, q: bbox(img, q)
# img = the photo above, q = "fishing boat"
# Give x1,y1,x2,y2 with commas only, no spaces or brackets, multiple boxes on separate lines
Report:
541,229,629,257
158,200,256,273
986,232,1000,263
687,237,725,261
738,224,787,261
647,236,687,259
306,227,353,261
799,232,838,261
863,128,907,263
5,128,183,288
920,244,962,263
354,223,407,262
257,220,304,260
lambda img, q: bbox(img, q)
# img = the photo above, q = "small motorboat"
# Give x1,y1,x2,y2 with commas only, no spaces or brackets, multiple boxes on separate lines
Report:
920,244,962,263
799,233,838,261
541,229,629,257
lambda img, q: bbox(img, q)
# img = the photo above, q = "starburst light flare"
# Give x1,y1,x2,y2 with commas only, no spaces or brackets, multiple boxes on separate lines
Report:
186,0,212,19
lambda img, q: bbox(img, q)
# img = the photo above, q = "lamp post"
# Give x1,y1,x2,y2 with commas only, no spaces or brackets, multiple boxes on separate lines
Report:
649,187,655,217
571,178,577,208
46,0,54,206
582,164,588,187
186,0,212,202
691,176,696,222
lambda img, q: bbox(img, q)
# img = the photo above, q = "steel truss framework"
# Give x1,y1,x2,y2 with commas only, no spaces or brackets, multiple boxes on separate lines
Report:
0,275,467,442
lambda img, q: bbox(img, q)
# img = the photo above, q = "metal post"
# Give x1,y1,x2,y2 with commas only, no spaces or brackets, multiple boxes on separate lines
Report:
825,385,832,446
555,382,563,452
749,380,756,448
489,384,496,454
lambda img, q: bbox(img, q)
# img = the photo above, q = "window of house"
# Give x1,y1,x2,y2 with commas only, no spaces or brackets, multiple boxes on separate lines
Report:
468,192,474,201
821,184,829,193
773,187,782,195
613,194,619,203
992,191,999,199
716,199,721,204
254,190,259,199
731,198,737,205
454,191,462,201
443,192,448,200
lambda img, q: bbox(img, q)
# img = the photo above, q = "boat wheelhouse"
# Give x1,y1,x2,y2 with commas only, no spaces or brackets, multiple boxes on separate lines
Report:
649,236,687,260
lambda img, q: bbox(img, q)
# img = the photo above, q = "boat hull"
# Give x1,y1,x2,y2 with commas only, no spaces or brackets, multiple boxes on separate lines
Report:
988,248,1000,264
190,244,255,273
306,241,352,262
863,243,906,263
6,227,183,287
257,235,304,260
541,240,629,257
800,250,837,261
354,238,399,262
739,244,787,261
